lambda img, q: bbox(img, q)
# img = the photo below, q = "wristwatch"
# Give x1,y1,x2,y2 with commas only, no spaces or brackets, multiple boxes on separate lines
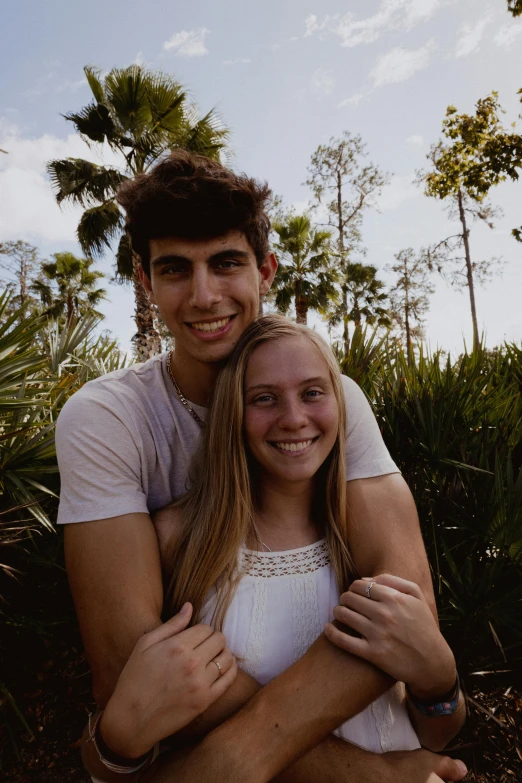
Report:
407,673,461,717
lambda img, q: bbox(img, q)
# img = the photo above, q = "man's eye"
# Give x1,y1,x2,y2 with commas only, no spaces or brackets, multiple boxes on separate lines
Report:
216,260,239,269
162,265,185,275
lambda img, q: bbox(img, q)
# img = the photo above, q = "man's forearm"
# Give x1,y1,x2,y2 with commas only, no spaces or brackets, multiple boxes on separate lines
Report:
175,633,393,782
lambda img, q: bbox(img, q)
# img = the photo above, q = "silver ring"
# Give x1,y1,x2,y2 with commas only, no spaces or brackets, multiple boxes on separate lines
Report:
365,582,375,599
212,658,223,677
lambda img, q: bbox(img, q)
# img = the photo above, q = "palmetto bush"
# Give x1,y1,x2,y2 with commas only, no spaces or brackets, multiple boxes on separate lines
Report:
340,328,522,672
0,288,130,755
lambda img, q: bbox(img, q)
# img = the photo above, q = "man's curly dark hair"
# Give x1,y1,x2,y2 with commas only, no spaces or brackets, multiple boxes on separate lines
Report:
116,150,273,276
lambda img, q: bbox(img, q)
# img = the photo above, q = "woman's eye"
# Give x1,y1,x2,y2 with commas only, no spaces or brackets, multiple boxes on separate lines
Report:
304,389,322,398
253,394,274,403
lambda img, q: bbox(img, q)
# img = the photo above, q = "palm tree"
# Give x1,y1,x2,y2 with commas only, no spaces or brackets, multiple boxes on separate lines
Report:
270,214,337,325
47,65,229,359
326,262,390,341
31,252,106,326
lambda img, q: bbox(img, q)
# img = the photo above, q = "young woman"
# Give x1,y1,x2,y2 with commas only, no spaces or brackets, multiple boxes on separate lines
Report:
86,315,464,781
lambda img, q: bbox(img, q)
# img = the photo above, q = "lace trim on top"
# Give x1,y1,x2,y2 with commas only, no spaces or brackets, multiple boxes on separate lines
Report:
239,539,330,578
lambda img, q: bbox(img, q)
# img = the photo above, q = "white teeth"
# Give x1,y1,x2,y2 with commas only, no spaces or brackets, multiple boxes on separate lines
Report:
191,317,231,332
275,439,313,453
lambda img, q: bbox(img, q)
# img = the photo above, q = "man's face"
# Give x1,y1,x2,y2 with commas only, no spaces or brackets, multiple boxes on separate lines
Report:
142,231,277,365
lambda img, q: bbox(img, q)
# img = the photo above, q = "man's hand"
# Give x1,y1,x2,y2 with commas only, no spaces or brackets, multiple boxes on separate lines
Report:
100,603,237,759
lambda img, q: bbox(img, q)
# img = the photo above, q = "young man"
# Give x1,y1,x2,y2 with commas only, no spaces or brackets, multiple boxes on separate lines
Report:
57,151,466,783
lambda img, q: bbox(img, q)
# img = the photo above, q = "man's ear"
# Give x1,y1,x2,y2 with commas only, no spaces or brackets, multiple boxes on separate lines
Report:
138,264,157,305
258,252,278,296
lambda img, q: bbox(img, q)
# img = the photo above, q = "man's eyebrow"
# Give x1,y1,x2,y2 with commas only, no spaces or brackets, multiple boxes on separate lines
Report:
245,376,330,393
150,248,251,268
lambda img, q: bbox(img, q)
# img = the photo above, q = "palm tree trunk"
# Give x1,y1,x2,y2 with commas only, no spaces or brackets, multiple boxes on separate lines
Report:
132,256,162,361
295,292,307,324
457,189,479,348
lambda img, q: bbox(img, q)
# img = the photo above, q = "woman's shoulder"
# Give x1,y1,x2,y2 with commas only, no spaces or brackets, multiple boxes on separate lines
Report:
152,502,184,562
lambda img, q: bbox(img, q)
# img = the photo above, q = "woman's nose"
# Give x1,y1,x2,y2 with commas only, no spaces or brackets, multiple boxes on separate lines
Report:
278,399,308,430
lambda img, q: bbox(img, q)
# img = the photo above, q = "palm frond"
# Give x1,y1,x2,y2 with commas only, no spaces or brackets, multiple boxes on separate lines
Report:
47,158,126,207
77,201,124,258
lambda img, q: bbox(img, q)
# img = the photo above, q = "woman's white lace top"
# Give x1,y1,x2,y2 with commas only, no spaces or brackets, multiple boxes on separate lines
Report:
201,540,420,754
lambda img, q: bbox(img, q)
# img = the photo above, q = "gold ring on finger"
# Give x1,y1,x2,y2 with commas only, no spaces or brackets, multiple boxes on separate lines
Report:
212,658,223,677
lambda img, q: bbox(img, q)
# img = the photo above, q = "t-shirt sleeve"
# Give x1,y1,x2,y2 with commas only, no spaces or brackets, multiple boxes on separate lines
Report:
55,384,149,524
342,374,400,481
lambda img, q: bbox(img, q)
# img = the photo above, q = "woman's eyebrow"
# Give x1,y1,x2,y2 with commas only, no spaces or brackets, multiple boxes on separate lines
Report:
245,376,330,393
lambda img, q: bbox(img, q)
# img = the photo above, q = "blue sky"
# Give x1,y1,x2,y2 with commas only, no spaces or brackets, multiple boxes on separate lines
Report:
1,0,521,353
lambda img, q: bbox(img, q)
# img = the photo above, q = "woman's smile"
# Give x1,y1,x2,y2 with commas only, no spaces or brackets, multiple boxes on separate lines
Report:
244,336,339,484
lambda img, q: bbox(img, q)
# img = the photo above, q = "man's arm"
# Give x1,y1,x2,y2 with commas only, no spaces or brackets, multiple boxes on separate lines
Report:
64,512,164,705
168,474,438,782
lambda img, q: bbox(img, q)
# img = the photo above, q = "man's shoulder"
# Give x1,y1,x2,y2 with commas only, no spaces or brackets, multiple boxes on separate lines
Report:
57,354,168,429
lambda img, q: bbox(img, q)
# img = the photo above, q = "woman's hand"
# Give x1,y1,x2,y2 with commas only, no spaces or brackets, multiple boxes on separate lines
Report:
99,603,237,760
324,574,456,700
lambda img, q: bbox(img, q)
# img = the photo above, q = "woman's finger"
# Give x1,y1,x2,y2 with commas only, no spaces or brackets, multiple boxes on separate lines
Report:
333,604,373,637
139,603,193,648
324,622,371,658
196,629,228,663
209,656,238,694
206,648,235,684
348,579,402,604
362,574,424,600
340,589,387,619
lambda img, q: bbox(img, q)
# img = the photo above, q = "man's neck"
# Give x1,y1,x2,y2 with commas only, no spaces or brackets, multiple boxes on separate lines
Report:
170,349,224,407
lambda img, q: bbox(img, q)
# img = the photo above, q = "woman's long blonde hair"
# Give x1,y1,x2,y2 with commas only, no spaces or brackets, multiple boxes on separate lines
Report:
164,315,357,628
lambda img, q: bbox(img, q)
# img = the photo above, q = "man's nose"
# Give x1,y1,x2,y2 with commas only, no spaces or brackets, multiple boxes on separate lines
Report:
188,267,222,310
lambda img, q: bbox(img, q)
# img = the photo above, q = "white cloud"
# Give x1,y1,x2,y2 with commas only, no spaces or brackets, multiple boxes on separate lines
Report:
305,1,446,48
134,51,145,66
406,135,424,146
0,120,120,245
224,58,251,65
375,174,418,212
163,28,210,57
310,69,334,97
55,78,87,94
494,23,522,49
454,16,491,58
370,40,436,87
338,91,371,108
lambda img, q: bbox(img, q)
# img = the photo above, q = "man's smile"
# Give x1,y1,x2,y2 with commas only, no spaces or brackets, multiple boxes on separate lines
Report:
186,314,238,336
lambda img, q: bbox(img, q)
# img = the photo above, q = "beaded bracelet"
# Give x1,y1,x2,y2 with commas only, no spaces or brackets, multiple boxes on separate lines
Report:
88,711,159,774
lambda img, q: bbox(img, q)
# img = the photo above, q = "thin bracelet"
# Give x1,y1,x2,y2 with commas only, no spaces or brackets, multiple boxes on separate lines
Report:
88,710,159,774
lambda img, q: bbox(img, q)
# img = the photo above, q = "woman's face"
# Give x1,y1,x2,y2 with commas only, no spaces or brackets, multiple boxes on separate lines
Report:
243,336,339,485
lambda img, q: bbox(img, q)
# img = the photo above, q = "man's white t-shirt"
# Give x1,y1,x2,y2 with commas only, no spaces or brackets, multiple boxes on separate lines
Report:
56,353,399,524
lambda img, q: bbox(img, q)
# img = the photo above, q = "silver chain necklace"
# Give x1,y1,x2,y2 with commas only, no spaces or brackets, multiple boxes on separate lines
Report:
166,351,205,428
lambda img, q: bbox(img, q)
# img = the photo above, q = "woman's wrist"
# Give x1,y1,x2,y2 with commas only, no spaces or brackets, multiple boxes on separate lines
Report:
99,703,154,760
406,643,457,702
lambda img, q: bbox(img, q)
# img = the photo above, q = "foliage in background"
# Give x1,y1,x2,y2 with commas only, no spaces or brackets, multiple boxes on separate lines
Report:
0,289,129,756
386,248,435,362
47,64,230,360
270,213,336,325
419,93,522,347
327,261,390,337
0,241,41,316
341,328,522,672
507,0,522,17
31,252,106,327
306,132,389,353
